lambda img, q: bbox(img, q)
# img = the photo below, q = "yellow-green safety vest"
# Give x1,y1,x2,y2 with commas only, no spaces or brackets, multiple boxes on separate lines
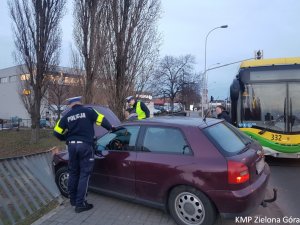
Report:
136,101,146,120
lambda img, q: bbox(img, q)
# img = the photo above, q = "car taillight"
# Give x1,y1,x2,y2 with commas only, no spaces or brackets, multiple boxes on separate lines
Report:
227,160,249,184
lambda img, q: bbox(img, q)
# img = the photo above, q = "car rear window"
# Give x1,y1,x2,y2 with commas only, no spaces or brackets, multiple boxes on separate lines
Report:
204,123,247,155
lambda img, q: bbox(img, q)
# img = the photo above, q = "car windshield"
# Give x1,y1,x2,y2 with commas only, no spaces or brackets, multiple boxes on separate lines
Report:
204,122,250,156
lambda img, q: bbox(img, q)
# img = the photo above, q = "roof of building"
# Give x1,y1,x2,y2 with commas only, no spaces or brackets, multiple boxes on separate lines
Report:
0,64,84,78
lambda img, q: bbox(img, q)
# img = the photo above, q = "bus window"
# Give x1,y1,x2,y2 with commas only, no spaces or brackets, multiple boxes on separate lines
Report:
242,84,261,121
241,83,286,132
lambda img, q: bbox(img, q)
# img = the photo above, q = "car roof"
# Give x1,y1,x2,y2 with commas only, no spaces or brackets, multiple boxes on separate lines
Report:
123,116,221,129
62,104,121,137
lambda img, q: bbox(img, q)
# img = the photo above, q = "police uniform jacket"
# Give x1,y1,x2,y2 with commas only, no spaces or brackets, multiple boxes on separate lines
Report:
54,104,112,144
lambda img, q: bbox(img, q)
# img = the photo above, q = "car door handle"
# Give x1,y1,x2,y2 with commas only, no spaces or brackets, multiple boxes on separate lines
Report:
95,151,108,158
122,161,132,167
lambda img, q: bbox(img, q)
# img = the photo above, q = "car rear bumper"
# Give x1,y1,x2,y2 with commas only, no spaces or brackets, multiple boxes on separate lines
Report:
207,163,270,218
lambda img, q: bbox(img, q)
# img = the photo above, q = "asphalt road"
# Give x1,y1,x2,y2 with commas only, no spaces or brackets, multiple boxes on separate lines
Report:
266,157,300,218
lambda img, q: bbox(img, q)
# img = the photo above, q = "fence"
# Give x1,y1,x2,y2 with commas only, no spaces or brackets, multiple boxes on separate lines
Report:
0,150,62,225
0,118,31,130
0,118,55,130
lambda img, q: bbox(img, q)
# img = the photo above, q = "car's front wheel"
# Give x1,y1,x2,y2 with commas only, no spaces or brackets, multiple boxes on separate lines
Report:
168,186,217,225
55,166,69,198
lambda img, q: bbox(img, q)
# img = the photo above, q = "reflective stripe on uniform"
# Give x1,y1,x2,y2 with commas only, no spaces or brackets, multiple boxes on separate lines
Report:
93,109,104,125
54,119,64,134
136,101,146,120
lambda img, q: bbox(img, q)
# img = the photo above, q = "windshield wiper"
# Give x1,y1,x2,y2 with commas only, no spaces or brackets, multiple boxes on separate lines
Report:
244,139,252,145
258,115,284,135
202,109,211,124
239,140,253,153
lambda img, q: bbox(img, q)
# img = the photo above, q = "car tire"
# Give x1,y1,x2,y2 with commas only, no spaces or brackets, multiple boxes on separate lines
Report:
55,166,69,198
168,185,217,225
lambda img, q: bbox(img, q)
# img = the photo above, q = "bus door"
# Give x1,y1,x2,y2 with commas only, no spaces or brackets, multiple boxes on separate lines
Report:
288,83,300,132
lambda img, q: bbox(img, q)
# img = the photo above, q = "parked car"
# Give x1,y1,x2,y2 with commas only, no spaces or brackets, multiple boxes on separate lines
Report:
153,108,161,115
40,118,51,128
53,111,271,225
154,105,166,114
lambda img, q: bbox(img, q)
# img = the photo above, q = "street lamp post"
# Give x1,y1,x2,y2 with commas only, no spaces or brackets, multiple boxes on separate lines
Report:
201,25,228,117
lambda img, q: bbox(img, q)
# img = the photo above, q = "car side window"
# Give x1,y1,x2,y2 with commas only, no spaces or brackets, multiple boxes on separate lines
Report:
97,126,140,151
142,127,191,154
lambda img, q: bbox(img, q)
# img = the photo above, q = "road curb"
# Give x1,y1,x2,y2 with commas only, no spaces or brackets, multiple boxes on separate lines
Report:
31,203,65,225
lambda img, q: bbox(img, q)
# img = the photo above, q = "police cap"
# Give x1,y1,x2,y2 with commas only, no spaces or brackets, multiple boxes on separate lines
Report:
125,96,134,103
66,96,82,105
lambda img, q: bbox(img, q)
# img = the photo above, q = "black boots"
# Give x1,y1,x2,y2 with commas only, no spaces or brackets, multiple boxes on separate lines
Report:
75,201,93,213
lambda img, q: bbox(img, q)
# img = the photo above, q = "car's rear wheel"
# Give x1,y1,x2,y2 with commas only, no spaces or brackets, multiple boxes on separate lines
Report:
168,186,217,225
55,166,69,198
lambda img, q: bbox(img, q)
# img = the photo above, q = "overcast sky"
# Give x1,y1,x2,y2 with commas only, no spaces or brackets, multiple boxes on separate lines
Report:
1,0,300,99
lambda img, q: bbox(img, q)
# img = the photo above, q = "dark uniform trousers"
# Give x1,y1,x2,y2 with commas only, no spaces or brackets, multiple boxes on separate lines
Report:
68,142,94,206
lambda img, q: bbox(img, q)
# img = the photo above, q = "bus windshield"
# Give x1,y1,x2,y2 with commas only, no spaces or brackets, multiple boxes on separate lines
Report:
241,82,300,133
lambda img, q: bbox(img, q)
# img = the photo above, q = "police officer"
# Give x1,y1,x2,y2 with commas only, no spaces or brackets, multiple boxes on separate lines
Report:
125,96,150,120
53,96,113,213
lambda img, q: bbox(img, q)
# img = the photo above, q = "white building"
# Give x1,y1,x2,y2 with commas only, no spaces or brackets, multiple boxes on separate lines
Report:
0,65,31,120
0,65,78,125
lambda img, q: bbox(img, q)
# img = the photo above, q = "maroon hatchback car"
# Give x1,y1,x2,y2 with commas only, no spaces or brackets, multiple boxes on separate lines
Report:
53,112,271,225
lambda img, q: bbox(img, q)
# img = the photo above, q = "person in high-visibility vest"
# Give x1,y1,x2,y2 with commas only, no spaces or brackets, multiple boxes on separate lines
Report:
126,96,150,120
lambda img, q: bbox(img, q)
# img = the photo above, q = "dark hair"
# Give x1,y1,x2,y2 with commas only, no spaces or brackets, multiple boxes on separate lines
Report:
216,105,226,111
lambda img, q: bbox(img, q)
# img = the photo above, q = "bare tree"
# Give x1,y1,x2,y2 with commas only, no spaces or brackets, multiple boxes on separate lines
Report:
151,55,195,112
101,0,161,119
47,73,70,120
180,78,201,110
134,54,159,98
70,45,86,97
9,0,66,143
73,0,108,103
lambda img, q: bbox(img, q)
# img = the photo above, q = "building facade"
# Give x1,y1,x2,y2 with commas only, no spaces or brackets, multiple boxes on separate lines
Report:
0,65,30,120
0,65,82,126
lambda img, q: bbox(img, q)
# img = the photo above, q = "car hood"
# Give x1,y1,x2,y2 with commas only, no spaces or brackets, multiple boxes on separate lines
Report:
62,104,121,138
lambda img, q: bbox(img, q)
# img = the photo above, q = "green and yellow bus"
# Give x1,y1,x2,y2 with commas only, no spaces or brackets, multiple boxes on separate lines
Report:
230,57,300,157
